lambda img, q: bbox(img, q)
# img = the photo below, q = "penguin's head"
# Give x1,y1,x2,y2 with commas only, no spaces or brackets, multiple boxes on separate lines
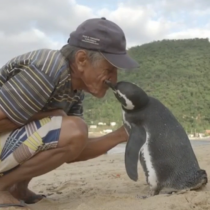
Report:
105,80,149,111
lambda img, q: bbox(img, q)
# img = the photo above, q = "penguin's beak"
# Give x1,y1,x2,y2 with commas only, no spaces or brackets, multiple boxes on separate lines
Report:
104,80,116,90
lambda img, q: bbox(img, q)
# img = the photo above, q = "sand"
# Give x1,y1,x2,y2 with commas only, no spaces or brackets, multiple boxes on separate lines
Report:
10,144,210,210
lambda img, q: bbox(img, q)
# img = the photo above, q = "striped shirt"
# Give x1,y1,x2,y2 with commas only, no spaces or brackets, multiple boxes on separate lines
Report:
0,47,84,126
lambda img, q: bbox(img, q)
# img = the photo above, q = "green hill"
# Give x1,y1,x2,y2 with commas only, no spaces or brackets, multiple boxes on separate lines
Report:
83,38,210,133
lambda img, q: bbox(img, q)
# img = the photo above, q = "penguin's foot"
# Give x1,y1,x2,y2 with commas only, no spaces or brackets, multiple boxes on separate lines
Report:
166,189,190,196
137,192,153,199
138,193,153,199
141,195,149,199
139,189,161,199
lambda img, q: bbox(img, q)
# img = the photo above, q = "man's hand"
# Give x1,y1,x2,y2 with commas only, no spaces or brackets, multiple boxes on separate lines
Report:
117,125,128,142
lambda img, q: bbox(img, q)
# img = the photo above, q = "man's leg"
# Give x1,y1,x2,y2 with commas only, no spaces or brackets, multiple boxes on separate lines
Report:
0,116,88,205
6,124,127,204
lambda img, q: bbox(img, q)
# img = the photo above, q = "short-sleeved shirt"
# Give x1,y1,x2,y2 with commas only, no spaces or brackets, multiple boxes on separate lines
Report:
0,48,84,126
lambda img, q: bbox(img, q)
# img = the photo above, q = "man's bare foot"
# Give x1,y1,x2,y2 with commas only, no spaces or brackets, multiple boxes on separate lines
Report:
9,185,46,204
0,191,30,209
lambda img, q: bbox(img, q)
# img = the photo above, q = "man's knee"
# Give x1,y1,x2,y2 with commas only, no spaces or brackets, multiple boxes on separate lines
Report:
67,116,88,148
58,116,88,156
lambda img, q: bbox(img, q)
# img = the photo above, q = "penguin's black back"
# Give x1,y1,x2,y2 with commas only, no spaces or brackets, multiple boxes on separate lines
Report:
124,96,200,188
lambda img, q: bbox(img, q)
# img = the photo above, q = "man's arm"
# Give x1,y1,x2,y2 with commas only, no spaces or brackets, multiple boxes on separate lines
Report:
0,108,6,120
70,125,128,162
29,109,67,121
0,66,56,132
0,109,66,133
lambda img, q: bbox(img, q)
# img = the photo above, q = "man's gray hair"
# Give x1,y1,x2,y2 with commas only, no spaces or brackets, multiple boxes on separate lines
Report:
60,44,104,65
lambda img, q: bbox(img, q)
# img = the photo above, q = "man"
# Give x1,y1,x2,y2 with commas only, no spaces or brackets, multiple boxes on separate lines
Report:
0,17,139,208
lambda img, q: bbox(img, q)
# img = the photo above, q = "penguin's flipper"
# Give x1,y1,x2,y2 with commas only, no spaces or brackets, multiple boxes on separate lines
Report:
125,124,146,181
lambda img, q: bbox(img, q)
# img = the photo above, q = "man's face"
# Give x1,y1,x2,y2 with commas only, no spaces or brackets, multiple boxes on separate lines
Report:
76,51,118,98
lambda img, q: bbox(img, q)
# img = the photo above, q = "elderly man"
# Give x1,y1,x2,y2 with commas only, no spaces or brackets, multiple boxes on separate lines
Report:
0,17,139,207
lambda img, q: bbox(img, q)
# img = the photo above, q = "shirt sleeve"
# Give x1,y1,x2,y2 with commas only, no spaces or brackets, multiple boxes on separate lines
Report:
68,91,84,118
0,65,55,125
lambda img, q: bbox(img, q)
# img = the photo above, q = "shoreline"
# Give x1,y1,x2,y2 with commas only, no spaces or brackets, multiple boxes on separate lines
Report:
89,131,210,155
107,139,210,155
89,131,210,140
190,137,210,141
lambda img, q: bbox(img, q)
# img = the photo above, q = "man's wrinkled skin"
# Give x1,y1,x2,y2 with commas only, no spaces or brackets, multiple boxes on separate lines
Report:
0,50,128,206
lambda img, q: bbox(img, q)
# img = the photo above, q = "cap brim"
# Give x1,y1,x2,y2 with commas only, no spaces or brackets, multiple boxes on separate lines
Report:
101,52,139,70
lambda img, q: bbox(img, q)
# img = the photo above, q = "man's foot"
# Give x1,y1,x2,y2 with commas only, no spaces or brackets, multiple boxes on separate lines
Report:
9,185,46,204
0,191,30,209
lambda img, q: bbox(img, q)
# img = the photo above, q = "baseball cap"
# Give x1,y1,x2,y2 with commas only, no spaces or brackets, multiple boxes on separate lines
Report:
67,17,139,70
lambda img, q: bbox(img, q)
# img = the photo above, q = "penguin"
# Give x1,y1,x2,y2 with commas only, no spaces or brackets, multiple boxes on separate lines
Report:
105,80,208,197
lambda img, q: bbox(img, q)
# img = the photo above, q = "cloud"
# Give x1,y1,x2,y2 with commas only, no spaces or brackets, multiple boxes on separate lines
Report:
166,28,210,40
0,29,61,64
98,4,175,47
0,0,93,35
0,0,95,65
0,0,210,66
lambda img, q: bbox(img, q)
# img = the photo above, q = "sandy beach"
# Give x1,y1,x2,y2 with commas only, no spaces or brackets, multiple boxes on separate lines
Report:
11,142,210,210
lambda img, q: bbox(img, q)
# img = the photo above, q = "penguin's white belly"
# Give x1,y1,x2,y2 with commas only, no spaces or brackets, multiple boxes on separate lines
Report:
140,131,158,189
122,111,131,127
122,110,157,187
122,110,131,135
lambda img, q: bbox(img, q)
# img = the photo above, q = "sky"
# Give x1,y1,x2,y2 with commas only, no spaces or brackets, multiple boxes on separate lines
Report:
0,0,210,66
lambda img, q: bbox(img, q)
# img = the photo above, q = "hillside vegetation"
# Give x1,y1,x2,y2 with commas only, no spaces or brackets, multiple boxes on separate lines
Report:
83,38,210,133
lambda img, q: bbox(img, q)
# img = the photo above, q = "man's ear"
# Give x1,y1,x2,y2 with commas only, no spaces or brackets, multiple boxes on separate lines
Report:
75,50,88,73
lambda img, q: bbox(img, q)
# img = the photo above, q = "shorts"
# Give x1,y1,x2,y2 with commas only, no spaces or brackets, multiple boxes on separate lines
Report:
0,116,62,176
